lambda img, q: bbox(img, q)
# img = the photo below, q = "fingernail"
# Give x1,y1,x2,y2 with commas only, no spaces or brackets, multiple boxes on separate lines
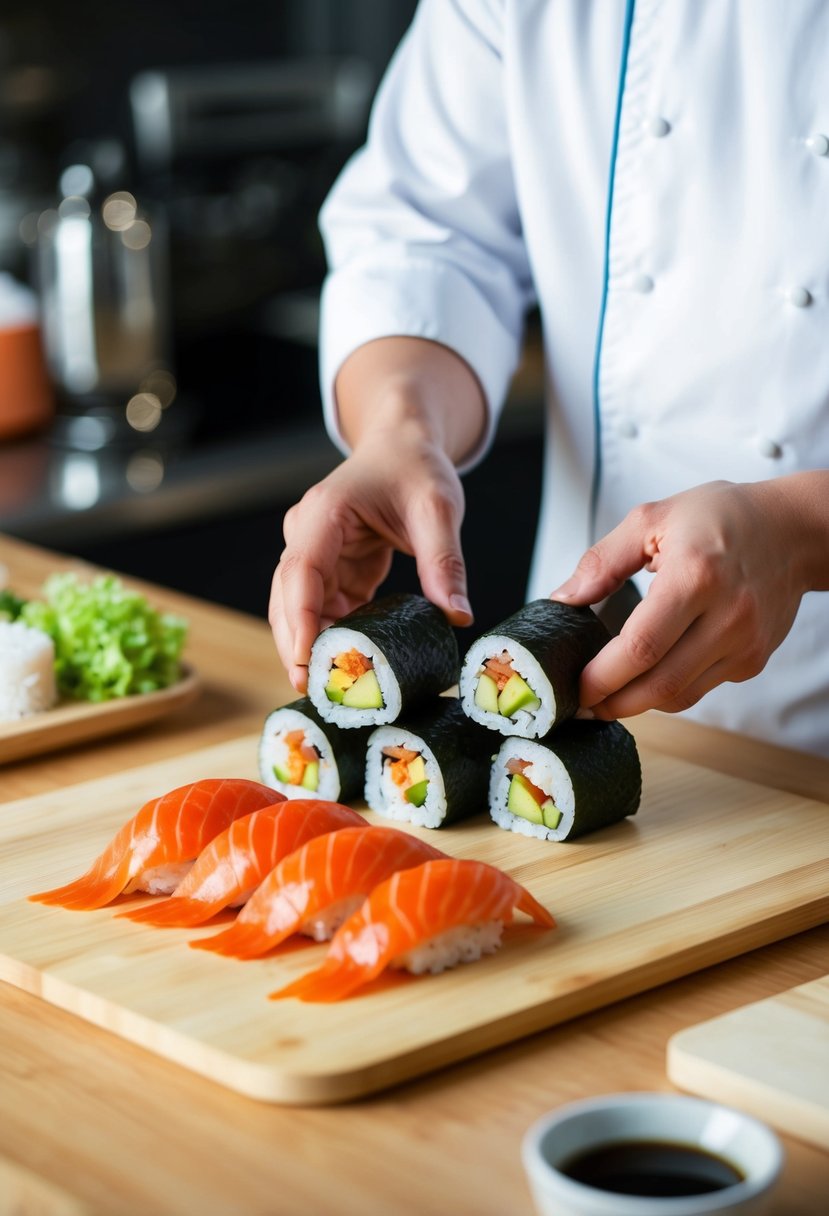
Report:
550,579,579,601
575,707,595,721
449,594,472,618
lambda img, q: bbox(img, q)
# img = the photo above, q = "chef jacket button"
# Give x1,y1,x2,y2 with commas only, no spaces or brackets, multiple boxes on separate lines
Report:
806,133,829,157
619,419,639,439
632,273,654,294
784,285,812,308
645,116,671,138
756,436,783,460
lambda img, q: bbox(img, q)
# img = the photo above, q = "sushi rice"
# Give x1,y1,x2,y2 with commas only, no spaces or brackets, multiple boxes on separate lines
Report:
364,722,449,829
0,620,57,720
364,697,492,829
460,633,555,738
258,700,363,801
489,719,642,843
308,625,402,727
489,736,577,841
393,922,505,975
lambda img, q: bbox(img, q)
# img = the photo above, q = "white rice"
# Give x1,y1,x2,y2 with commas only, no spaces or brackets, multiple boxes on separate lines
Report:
0,621,58,720
125,861,193,895
489,737,576,842
364,725,447,829
392,921,504,974
459,634,556,738
307,626,402,727
299,894,366,942
258,707,341,800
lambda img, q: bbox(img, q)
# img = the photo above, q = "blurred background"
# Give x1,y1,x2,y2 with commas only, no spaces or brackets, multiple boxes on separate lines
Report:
0,0,543,638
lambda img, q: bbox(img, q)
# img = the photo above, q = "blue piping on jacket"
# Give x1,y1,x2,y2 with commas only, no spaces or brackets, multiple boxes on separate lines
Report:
589,0,637,542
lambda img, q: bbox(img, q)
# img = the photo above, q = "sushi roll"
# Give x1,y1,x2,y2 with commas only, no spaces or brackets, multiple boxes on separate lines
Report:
489,719,641,842
307,593,459,729
270,857,556,1003
460,600,610,738
364,697,493,829
258,697,371,802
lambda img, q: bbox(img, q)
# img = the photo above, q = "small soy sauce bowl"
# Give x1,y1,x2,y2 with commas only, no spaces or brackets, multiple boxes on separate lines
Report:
521,1093,783,1216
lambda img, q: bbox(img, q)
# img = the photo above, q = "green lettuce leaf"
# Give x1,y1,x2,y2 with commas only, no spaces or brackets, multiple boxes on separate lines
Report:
20,573,188,702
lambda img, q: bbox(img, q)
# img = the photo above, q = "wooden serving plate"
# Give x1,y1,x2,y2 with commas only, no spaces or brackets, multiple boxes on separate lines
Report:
0,664,200,765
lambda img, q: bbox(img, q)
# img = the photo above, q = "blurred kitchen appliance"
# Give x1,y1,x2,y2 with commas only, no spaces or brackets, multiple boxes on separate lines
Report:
33,153,174,450
127,57,374,441
130,57,373,174
128,57,373,326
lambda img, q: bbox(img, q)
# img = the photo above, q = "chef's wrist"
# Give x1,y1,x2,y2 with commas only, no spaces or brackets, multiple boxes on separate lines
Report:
334,336,487,466
766,471,829,593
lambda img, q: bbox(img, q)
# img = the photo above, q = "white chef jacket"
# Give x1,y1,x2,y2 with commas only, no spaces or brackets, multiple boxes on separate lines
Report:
318,0,829,757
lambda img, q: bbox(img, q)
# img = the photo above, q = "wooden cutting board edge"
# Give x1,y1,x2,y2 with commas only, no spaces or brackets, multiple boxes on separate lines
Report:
4,732,829,1106
6,886,828,1106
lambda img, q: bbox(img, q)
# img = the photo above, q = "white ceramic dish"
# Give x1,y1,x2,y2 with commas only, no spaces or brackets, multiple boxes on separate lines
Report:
522,1092,783,1216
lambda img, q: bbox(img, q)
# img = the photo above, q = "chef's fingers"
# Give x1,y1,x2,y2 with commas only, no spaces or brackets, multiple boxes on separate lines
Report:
550,505,659,605
269,492,344,688
578,572,704,710
586,615,732,719
268,574,308,692
406,487,473,626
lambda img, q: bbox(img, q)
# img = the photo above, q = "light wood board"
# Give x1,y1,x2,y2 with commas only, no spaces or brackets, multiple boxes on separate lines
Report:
1,734,827,1106
0,664,200,765
668,975,829,1150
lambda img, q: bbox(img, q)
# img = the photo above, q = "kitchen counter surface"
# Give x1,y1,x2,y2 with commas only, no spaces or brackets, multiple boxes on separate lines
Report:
1,532,827,1216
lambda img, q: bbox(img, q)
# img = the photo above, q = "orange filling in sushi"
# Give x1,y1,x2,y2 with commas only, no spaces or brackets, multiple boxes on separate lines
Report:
382,745,428,807
325,648,383,709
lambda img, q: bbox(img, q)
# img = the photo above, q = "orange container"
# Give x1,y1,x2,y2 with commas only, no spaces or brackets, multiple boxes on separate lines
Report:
0,322,54,440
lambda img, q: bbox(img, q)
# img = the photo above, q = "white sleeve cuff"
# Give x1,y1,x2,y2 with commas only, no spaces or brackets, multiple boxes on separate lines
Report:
319,255,524,473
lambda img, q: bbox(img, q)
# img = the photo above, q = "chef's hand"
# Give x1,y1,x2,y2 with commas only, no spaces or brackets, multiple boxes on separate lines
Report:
551,475,829,719
269,337,485,691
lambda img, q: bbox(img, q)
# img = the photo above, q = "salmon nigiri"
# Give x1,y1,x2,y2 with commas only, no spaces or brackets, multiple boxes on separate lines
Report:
29,779,285,911
270,857,555,1003
192,825,445,958
119,801,367,928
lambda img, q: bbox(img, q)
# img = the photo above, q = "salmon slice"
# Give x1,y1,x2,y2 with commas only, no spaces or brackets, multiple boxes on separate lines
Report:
269,857,555,1003
119,801,367,928
29,779,285,911
193,825,445,958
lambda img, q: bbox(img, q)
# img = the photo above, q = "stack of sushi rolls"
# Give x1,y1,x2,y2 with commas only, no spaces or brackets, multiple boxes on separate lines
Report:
258,696,371,803
307,593,459,728
489,718,642,842
459,600,642,843
364,697,494,829
459,599,610,739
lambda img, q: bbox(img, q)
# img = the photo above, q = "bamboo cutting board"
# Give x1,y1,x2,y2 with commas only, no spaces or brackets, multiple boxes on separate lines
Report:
667,976,829,1149
1,734,827,1105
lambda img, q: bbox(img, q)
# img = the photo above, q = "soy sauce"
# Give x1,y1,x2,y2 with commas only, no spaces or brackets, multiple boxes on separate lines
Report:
560,1140,745,1198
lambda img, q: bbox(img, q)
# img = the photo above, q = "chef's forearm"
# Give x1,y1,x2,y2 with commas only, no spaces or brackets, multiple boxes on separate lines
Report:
334,337,488,467
761,470,829,593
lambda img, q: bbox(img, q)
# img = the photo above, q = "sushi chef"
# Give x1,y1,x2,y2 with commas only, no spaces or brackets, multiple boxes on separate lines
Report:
269,0,829,758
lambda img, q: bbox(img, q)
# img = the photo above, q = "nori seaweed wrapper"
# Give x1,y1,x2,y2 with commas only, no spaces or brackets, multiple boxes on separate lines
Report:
388,696,494,826
262,696,371,801
537,718,641,838
325,593,460,707
478,599,611,727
